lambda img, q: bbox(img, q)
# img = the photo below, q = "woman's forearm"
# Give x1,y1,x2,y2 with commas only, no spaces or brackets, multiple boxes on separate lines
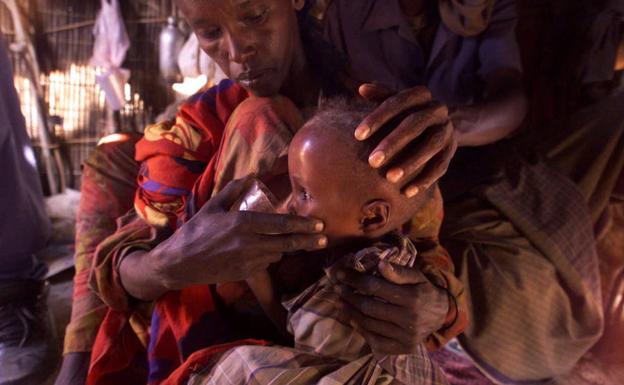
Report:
452,69,528,147
118,177,329,302
119,248,170,301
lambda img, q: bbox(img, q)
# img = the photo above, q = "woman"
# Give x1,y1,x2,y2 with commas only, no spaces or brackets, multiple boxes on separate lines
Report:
70,1,461,384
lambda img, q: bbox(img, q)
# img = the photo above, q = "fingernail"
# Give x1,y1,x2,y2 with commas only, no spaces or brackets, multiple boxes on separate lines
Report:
314,221,324,232
355,125,371,140
387,168,404,183
405,185,419,198
369,151,385,168
318,236,328,247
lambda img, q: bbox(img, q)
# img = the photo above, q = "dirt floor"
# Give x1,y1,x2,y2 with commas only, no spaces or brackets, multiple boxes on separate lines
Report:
40,246,74,385
38,191,80,385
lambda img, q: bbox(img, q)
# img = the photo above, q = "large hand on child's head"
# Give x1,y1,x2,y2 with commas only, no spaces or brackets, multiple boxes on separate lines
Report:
356,84,457,198
327,261,449,355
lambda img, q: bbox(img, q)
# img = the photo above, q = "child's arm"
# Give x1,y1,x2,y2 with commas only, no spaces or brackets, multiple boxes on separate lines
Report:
247,270,288,333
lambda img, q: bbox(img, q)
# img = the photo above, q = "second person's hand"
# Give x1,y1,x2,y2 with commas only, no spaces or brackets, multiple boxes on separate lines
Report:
357,83,457,198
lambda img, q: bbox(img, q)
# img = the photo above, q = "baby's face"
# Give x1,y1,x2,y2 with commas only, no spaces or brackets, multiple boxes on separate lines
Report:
286,133,363,245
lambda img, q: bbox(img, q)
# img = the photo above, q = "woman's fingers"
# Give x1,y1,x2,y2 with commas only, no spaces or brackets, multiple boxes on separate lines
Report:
358,328,410,355
401,134,457,197
328,266,416,306
204,175,257,212
353,84,456,193
255,233,328,253
336,284,409,328
371,104,449,170
237,211,324,235
376,261,429,285
355,86,433,142
347,305,407,342
358,83,396,102
379,119,454,194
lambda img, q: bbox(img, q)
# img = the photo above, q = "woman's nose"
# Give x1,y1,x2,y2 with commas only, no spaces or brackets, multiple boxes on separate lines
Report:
224,31,255,64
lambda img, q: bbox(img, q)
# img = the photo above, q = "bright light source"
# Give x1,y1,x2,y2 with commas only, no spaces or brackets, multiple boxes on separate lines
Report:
23,144,37,170
97,133,131,146
172,74,208,96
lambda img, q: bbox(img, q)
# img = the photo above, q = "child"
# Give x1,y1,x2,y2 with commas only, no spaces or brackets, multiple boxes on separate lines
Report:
188,100,460,385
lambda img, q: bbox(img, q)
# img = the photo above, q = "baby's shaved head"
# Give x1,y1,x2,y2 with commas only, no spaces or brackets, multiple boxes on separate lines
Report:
288,98,432,242
298,99,379,189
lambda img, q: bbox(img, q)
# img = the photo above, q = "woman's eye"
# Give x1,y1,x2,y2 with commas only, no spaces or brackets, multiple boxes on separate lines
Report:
244,9,268,25
198,27,222,41
300,190,310,201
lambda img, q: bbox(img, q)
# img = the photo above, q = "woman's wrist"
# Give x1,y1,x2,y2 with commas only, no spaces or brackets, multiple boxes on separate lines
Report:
119,248,170,301
450,106,479,147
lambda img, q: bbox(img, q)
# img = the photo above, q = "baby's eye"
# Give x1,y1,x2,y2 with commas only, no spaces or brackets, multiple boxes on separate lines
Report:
300,189,311,201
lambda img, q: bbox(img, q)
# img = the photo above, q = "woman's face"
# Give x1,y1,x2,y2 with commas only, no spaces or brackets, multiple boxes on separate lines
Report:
176,0,303,97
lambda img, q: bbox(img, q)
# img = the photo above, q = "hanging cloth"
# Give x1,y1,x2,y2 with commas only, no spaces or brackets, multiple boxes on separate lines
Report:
90,0,131,111
91,0,130,68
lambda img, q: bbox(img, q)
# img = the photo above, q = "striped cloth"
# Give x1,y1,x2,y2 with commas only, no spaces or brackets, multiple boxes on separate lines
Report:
441,142,604,384
187,233,448,385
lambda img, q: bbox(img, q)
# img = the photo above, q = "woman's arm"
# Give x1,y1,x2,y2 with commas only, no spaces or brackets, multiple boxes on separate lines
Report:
119,177,327,301
452,68,527,147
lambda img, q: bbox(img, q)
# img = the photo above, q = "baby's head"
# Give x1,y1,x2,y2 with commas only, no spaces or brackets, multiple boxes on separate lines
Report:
287,99,433,246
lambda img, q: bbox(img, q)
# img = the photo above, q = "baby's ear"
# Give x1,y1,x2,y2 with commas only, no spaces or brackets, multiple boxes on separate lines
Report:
360,200,390,234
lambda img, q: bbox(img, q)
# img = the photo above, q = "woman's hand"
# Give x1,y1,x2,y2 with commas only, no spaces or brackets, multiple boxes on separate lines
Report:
328,260,449,355
357,84,457,198
121,176,327,300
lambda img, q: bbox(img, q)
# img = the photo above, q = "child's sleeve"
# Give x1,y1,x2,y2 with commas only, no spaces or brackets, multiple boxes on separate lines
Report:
406,186,469,350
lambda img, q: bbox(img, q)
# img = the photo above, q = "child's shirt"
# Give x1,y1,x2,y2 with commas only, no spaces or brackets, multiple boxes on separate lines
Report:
187,233,450,385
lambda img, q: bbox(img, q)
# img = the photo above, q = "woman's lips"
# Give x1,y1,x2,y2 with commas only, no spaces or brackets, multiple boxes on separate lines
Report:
237,69,271,88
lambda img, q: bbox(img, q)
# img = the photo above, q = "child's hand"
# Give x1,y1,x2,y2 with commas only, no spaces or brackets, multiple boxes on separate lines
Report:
328,261,449,355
